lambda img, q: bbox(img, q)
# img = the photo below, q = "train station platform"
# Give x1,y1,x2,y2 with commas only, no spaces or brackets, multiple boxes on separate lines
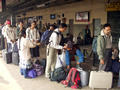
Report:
0,51,119,90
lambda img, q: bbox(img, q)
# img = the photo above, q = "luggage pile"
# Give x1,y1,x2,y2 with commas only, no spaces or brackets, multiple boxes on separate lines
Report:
2,43,19,65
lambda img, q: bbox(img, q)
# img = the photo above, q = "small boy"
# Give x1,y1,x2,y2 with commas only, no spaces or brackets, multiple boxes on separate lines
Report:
65,43,84,69
18,30,36,78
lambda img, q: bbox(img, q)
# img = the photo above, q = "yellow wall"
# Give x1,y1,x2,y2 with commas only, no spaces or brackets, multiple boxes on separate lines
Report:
17,0,107,37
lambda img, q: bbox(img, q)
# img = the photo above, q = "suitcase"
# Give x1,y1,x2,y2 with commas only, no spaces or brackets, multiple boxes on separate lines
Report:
0,35,5,50
89,71,113,90
13,43,18,52
12,52,19,65
77,69,90,87
4,51,12,64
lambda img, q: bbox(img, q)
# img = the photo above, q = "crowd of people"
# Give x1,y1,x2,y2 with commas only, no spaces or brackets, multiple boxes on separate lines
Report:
0,19,120,88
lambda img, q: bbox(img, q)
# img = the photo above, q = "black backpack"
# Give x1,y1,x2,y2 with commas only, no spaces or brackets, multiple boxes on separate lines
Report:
49,56,67,82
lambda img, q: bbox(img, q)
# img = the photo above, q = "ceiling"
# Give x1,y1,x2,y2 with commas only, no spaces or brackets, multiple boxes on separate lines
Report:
5,0,83,14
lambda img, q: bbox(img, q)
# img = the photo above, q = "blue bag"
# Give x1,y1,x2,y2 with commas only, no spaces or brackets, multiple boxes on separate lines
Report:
112,60,120,73
40,30,53,45
28,69,37,78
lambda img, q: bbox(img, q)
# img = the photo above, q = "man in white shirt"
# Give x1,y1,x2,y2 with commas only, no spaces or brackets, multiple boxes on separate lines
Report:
45,23,68,78
2,20,17,52
26,21,40,59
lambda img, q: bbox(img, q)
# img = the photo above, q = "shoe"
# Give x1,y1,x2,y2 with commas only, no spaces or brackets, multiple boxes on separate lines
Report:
71,84,79,89
61,80,68,86
45,74,50,78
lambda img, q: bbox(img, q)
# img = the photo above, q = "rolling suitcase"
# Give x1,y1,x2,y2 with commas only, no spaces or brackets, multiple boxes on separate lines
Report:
12,52,19,65
89,71,113,90
0,35,5,50
4,51,12,64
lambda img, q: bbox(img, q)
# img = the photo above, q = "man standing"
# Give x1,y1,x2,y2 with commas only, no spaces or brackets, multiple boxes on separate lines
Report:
17,21,26,39
26,21,40,59
3,20,17,52
45,23,67,78
97,24,112,71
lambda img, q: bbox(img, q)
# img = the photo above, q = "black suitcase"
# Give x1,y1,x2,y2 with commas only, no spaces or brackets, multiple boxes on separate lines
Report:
4,51,12,64
0,35,5,50
12,52,19,65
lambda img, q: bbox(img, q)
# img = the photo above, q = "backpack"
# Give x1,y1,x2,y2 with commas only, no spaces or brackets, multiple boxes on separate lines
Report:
49,67,67,82
49,56,67,82
92,36,105,53
92,37,98,53
40,30,61,46
61,68,81,89
33,63,44,76
28,69,37,78
40,30,53,45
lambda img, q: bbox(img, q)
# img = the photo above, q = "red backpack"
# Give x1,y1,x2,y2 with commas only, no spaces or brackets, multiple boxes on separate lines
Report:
61,68,81,89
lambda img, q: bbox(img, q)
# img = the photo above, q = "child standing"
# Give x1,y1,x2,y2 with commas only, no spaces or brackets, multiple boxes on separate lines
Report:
18,30,36,78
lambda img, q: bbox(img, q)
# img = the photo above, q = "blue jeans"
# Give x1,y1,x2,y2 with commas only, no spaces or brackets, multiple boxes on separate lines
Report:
65,49,84,66
20,68,30,78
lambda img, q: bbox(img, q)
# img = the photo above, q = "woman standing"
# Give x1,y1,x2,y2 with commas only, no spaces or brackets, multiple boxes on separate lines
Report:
26,21,40,60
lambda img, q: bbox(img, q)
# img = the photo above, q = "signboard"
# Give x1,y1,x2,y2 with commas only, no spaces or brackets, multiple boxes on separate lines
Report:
106,2,120,11
75,11,90,22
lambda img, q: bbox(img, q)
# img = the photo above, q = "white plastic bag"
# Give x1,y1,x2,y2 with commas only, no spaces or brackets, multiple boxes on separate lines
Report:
55,51,66,69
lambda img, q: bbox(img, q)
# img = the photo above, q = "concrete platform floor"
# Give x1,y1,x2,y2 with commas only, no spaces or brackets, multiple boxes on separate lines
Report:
0,51,119,90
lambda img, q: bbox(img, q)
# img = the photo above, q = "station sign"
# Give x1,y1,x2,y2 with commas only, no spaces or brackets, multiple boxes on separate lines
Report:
106,2,120,11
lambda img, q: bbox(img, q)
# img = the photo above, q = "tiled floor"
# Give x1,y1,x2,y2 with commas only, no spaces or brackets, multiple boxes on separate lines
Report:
0,51,119,90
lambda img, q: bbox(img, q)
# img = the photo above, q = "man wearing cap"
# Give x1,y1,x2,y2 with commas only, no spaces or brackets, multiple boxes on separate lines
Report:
2,20,17,52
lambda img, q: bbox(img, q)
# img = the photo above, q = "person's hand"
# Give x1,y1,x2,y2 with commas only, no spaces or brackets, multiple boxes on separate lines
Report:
119,60,120,62
63,45,68,49
100,59,104,64
36,42,41,46
32,40,35,42
36,40,39,43
11,40,14,43
67,65,70,69
112,56,115,60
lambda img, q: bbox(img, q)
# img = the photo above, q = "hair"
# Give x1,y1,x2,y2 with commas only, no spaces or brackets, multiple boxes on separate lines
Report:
73,44,80,50
66,33,70,36
59,23,67,28
103,23,111,29
31,21,36,25
49,24,55,29
20,30,26,37
19,20,23,24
